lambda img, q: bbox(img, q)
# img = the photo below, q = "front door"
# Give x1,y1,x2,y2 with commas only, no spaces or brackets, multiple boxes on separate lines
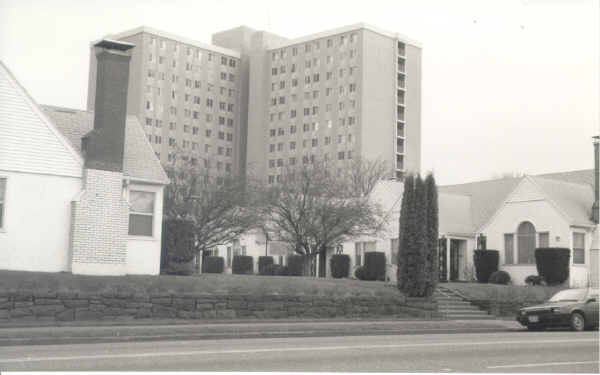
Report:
450,240,460,281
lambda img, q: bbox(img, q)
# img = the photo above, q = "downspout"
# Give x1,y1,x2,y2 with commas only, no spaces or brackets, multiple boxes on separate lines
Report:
592,136,599,223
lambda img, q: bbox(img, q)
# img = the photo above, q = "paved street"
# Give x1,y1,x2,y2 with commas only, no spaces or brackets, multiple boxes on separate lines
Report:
0,330,597,372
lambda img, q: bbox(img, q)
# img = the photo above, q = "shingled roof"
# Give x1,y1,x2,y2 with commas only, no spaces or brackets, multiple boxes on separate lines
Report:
42,105,169,184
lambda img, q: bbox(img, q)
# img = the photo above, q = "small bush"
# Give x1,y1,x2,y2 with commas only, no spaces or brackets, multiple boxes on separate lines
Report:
263,263,289,276
287,255,305,276
258,256,274,275
163,261,194,276
364,252,386,281
232,255,254,275
473,250,499,283
330,254,350,278
489,270,511,285
354,266,366,280
535,248,570,285
201,256,224,274
525,275,546,286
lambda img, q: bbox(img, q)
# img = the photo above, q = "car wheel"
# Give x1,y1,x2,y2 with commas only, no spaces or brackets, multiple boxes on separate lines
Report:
570,312,585,331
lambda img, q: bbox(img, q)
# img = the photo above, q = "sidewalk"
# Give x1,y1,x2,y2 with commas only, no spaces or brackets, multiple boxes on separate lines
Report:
0,318,523,346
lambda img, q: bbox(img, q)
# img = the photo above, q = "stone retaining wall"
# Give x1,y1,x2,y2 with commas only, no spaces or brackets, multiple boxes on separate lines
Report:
0,291,440,322
470,300,542,317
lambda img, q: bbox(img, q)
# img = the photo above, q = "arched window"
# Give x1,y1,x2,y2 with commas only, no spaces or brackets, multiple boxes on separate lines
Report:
517,221,536,264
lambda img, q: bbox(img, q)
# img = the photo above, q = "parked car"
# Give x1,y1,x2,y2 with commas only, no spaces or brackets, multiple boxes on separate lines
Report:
516,288,599,331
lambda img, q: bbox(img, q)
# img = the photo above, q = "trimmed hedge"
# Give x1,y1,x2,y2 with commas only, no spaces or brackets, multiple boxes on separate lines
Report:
258,256,274,275
163,261,195,276
287,255,304,276
489,270,511,285
354,266,366,280
525,275,546,286
473,250,499,283
364,252,386,281
202,256,224,274
232,255,254,275
330,254,350,278
535,248,570,285
263,264,289,276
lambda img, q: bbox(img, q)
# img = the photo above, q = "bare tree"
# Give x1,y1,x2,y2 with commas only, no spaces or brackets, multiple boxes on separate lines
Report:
260,158,389,275
162,153,262,271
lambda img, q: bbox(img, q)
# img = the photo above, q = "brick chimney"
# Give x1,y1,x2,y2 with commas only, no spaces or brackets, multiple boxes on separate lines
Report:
82,39,135,171
593,136,599,223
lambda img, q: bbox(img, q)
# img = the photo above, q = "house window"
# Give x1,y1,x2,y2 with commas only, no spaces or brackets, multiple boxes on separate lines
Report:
517,221,536,264
538,232,549,248
227,247,232,267
573,232,585,264
128,191,155,236
390,238,399,265
354,241,376,266
504,233,514,265
0,178,5,229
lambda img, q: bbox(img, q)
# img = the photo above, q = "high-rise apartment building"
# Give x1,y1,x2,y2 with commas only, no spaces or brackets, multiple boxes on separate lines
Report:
88,24,421,181
87,27,242,176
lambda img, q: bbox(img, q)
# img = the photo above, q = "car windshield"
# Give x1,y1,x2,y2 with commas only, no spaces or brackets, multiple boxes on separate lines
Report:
548,289,588,302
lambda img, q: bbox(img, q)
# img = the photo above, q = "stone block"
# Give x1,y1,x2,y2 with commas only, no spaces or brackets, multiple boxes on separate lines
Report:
57,291,79,299
0,310,9,319
173,298,195,311
214,302,227,310
202,310,217,319
14,301,34,308
226,300,247,309
56,309,75,321
151,297,172,306
196,303,214,311
103,298,127,308
177,310,194,319
13,293,33,302
132,294,150,302
89,303,106,311
216,309,236,319
0,301,13,309
33,305,65,317
33,291,58,299
135,308,152,319
152,305,176,318
75,309,103,321
64,299,89,308
35,298,63,305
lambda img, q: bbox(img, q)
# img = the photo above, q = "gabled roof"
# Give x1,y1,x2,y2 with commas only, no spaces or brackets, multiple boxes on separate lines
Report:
438,169,595,232
530,175,594,226
42,105,169,184
0,61,83,178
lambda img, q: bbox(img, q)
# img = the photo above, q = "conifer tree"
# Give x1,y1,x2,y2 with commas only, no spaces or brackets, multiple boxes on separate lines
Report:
424,173,439,296
397,174,414,291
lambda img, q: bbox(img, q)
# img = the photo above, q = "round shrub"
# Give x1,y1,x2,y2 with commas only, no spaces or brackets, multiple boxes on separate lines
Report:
489,270,511,285
163,261,194,276
473,250,499,283
263,263,289,276
287,255,305,276
258,256,274,275
354,266,366,280
330,254,350,278
535,248,570,285
525,275,546,286
201,256,224,274
232,255,254,274
364,252,386,281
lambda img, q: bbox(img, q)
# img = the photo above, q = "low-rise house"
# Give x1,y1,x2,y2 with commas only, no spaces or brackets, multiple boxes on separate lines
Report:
0,39,169,275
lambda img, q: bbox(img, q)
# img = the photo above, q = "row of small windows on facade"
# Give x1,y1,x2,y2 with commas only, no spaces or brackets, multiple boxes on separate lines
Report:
270,84,357,105
148,133,233,147
148,55,237,71
270,33,358,61
148,37,237,68
271,67,357,89
165,154,233,173
145,117,234,130
268,136,353,153
146,83,236,98
267,162,353,184
270,55,357,76
269,129,353,144
145,100,235,115
147,70,236,83
269,115,356,130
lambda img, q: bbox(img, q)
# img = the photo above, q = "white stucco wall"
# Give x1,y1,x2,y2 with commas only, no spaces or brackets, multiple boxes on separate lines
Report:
0,170,81,272
126,182,164,275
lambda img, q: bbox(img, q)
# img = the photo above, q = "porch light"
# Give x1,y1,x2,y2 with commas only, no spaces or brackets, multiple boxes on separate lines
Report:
477,233,487,250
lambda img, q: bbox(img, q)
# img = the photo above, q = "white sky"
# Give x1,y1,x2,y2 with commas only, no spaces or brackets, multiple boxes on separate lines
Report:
1,0,598,185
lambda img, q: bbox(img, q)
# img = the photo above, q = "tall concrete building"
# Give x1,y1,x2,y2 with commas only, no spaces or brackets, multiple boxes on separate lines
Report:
87,27,243,176
89,24,421,181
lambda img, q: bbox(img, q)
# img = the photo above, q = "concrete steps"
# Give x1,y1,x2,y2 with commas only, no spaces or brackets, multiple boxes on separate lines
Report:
435,286,495,320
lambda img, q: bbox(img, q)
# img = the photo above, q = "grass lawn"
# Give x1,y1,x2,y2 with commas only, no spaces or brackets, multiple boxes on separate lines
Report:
442,282,566,303
0,270,400,298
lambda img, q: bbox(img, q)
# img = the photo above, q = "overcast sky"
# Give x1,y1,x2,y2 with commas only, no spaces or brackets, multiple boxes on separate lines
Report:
1,0,598,185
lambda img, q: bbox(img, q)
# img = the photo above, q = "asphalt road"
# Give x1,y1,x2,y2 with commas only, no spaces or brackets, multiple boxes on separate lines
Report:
0,330,597,372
